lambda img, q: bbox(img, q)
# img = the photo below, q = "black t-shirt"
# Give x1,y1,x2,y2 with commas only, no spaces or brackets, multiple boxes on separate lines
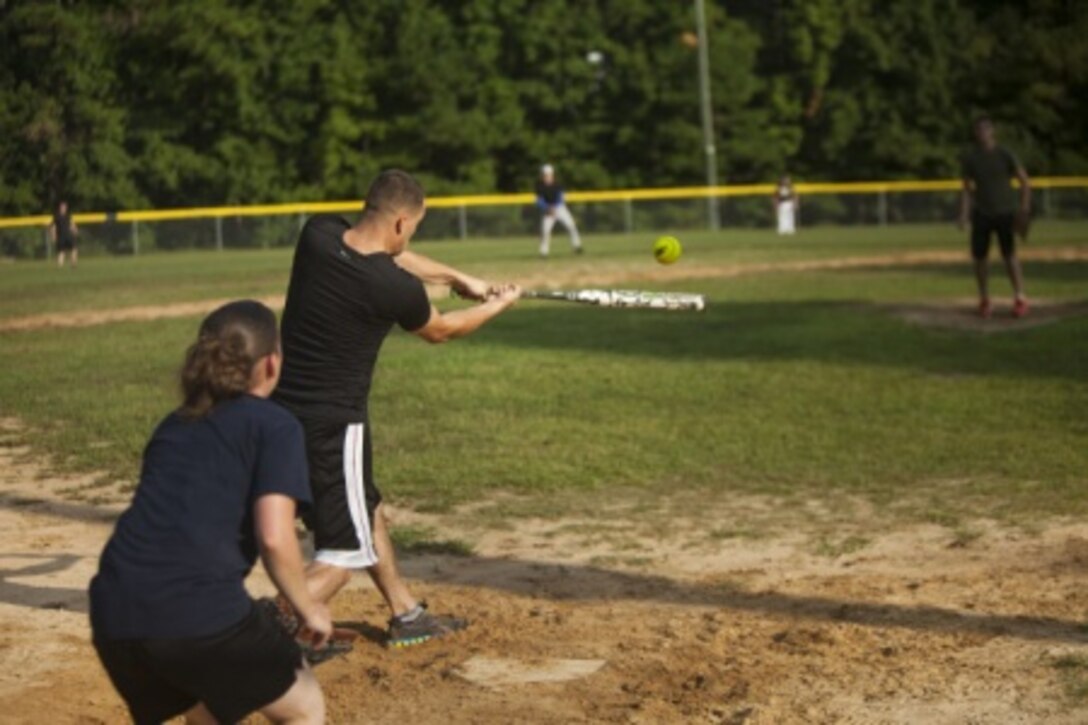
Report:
273,214,432,422
89,396,311,639
961,145,1020,216
53,211,74,241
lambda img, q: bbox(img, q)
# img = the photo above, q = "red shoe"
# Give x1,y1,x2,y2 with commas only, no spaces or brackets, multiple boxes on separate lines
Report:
977,298,992,319
1012,298,1029,318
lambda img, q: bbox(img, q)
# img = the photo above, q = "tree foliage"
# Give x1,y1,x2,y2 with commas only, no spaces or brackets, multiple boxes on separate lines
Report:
0,0,1084,214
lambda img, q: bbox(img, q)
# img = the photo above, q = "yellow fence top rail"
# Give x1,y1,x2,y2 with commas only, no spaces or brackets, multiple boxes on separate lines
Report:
0,177,1084,230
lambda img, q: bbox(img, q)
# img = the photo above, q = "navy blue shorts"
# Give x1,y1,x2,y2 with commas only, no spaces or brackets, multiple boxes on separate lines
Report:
93,602,302,724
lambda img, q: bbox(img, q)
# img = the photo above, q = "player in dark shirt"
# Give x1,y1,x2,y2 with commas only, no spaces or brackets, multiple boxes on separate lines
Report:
90,300,331,724
959,116,1032,318
49,199,79,268
535,163,583,257
274,169,521,648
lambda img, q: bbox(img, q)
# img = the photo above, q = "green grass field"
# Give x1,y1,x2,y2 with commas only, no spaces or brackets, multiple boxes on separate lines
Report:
1,223,1086,532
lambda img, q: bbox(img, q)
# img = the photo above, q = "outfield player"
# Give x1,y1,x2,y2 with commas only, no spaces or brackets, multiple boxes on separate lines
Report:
273,170,520,648
536,163,583,257
48,199,78,268
773,174,799,235
959,115,1032,318
90,300,330,724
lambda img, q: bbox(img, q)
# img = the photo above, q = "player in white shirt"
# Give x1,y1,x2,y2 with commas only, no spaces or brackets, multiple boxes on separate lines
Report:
773,174,799,235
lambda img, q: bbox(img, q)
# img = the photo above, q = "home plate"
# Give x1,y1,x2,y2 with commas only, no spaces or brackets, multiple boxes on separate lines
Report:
455,655,606,688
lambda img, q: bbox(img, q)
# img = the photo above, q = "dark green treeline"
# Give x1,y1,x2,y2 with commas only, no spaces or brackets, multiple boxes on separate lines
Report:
1,0,1085,214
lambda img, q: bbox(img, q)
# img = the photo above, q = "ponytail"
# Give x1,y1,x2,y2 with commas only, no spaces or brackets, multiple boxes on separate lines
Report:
178,300,279,418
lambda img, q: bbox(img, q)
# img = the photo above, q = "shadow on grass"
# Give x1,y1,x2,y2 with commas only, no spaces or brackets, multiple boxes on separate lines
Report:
400,553,1088,645
484,295,1087,381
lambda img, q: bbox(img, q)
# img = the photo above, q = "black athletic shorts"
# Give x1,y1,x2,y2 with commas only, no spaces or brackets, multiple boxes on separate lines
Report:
970,212,1015,260
299,417,383,569
56,236,75,252
93,601,303,725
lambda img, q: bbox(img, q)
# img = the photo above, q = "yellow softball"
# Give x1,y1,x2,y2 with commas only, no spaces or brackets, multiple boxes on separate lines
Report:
652,235,682,264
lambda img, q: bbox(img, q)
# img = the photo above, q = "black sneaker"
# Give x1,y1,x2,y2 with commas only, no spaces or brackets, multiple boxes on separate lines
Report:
387,602,468,649
574,246,584,255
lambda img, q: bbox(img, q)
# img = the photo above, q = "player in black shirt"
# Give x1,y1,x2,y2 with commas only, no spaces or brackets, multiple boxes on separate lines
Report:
49,199,79,268
274,170,521,648
958,116,1032,318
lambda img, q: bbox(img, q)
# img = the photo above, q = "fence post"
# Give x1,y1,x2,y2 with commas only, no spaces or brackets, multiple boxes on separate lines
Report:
132,221,139,255
623,197,634,233
458,204,468,240
215,216,224,251
877,190,888,226
1043,186,1051,219
43,227,51,260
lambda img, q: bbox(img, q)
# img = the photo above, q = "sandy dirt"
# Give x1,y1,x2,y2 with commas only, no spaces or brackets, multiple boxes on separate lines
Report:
1,246,1086,722
1,422,1086,724
2,246,1086,333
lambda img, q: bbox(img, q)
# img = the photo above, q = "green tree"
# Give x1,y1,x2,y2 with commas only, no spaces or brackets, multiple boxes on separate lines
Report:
0,1,140,213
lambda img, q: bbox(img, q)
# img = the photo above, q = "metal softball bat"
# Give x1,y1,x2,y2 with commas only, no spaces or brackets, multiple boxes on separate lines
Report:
522,289,706,312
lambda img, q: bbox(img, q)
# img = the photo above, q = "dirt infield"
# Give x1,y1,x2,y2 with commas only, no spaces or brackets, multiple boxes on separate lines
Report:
1,423,1087,723
886,298,1088,333
2,246,1086,333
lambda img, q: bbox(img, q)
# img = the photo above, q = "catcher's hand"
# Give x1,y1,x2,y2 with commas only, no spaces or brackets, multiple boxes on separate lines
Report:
1013,210,1031,242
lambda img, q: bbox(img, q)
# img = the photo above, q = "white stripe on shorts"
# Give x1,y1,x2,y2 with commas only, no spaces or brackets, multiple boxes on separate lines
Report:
314,422,379,569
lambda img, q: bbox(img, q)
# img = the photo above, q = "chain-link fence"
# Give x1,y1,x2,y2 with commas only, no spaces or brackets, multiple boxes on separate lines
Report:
2,183,1085,259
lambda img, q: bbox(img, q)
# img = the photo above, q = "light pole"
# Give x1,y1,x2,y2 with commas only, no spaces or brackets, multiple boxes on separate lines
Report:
694,0,719,230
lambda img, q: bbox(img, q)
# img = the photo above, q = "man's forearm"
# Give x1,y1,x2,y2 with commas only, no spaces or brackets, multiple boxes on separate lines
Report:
395,250,465,286
428,299,509,342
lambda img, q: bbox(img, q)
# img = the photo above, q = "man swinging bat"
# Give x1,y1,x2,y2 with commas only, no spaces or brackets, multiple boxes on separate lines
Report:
273,170,520,648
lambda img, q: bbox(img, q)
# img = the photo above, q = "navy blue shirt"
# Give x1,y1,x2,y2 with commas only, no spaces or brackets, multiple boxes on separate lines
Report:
89,396,311,639
535,180,564,209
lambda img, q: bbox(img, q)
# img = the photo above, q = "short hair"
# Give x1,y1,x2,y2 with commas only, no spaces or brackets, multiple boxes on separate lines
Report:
973,114,993,130
364,170,425,216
